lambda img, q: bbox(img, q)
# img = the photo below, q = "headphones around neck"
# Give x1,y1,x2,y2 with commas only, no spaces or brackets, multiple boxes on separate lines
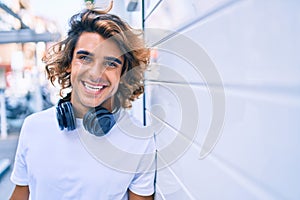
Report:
56,98,116,136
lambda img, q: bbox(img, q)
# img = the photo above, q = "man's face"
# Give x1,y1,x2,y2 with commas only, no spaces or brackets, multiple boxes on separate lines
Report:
69,32,124,117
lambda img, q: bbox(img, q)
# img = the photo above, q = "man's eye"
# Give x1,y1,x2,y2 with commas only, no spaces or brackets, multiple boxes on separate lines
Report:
79,55,92,63
104,61,118,68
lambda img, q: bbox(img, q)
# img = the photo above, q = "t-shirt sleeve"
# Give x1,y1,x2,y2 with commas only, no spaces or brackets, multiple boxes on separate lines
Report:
129,170,156,196
129,136,156,196
10,118,29,186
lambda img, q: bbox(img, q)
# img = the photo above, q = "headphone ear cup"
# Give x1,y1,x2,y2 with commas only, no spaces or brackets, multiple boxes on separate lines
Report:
63,102,76,131
56,100,76,131
56,101,65,130
83,107,116,136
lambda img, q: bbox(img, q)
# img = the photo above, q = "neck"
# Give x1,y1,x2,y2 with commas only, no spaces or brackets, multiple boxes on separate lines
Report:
74,98,116,118
101,97,114,112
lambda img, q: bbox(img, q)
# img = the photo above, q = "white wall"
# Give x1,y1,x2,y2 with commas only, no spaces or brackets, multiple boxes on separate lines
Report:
143,0,300,199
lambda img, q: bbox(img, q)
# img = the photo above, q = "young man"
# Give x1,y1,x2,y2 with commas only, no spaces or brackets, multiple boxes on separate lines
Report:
10,7,155,200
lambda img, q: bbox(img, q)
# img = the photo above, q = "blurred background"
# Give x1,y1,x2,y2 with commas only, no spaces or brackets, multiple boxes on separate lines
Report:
1,0,300,199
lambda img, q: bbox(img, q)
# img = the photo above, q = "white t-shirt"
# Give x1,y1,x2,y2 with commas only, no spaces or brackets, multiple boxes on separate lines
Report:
11,107,156,200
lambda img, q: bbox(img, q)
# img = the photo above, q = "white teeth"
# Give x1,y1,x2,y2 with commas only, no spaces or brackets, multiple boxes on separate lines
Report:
84,82,104,91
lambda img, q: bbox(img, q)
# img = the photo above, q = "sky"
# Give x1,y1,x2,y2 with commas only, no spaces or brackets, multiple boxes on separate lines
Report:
30,0,83,33
29,0,122,34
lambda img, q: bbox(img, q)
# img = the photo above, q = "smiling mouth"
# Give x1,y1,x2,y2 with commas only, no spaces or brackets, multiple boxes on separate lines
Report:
82,81,107,92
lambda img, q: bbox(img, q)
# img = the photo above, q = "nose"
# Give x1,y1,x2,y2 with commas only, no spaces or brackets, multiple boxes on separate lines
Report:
88,59,106,81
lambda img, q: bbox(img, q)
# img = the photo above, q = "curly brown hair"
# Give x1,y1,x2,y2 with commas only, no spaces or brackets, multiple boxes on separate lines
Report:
43,9,150,108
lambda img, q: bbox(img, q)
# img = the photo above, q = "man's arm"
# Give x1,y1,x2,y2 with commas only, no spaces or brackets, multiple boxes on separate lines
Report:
128,190,154,200
9,185,29,200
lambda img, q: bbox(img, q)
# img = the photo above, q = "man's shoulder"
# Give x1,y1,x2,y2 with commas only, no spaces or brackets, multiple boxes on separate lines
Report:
19,106,58,141
108,109,156,152
24,106,56,124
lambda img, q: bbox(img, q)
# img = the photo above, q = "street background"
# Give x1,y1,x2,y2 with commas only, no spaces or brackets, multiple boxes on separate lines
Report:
0,133,18,199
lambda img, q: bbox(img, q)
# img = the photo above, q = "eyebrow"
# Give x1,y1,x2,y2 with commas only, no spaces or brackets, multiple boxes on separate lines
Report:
76,50,122,65
104,56,123,65
76,50,94,57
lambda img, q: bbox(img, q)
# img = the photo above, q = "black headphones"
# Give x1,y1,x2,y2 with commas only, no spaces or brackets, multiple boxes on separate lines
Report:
56,98,116,136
